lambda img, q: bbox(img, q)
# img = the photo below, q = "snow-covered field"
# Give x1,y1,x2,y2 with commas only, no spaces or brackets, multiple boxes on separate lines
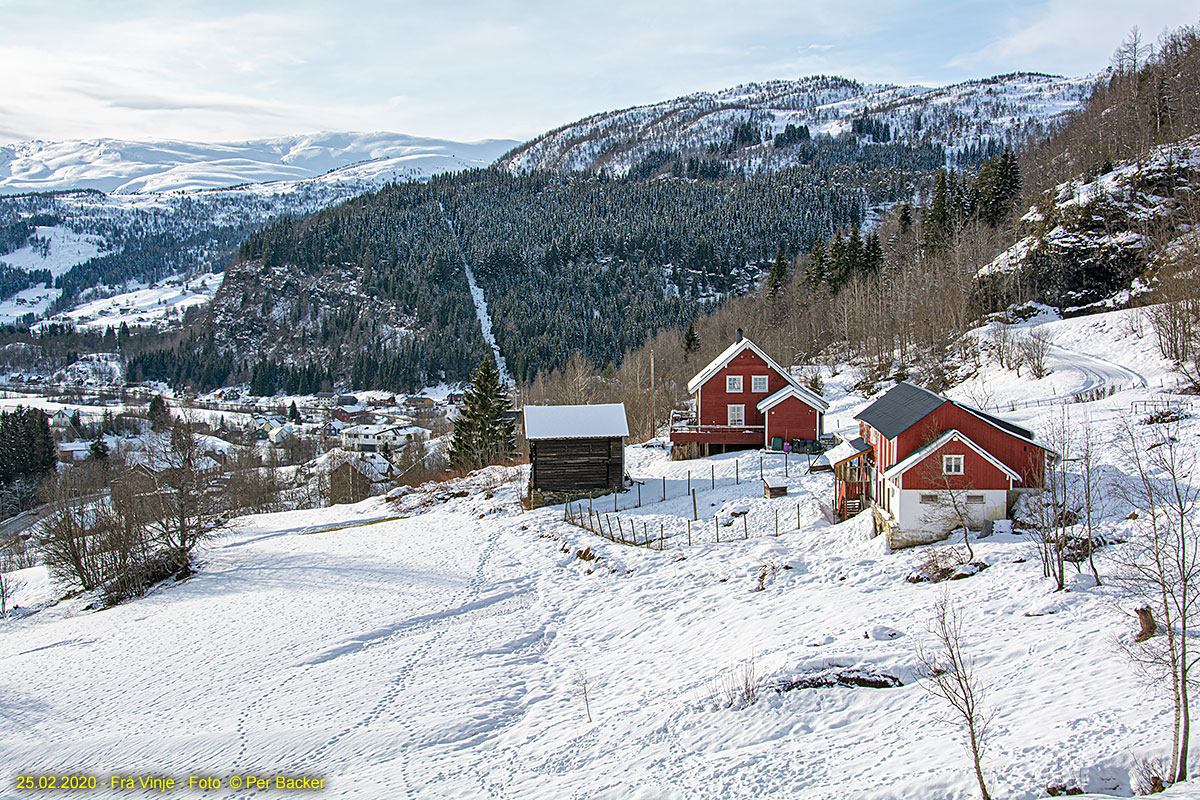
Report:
44,272,223,332
2,306,1198,799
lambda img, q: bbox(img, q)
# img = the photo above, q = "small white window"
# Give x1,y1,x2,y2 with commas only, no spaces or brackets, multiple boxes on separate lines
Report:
728,404,745,426
751,375,769,393
966,494,985,505
726,375,743,393
943,454,964,475
920,493,939,504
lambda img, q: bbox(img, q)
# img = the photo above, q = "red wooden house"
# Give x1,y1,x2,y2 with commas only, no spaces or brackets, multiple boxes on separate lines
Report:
671,330,828,459
837,381,1053,535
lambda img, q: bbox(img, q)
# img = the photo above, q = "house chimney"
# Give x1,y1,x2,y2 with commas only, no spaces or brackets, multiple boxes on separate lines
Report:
735,328,744,343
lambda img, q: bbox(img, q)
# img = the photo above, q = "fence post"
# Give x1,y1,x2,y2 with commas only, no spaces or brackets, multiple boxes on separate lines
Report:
614,492,618,512
775,508,779,537
736,461,739,484
785,452,788,477
687,471,691,495
715,515,720,543
637,483,641,508
797,503,800,529
687,518,692,546
711,465,715,489
692,489,698,521
644,521,649,546
743,514,749,540
662,475,666,501
759,457,763,482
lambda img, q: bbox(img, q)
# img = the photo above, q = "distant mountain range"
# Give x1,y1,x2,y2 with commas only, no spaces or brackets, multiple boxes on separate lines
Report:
0,132,519,195
498,73,1093,175
0,71,1101,389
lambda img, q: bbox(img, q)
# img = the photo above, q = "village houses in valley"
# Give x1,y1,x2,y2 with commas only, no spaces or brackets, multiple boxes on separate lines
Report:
671,330,828,459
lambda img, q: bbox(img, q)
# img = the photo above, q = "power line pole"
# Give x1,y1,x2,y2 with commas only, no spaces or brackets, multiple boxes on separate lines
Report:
650,348,656,441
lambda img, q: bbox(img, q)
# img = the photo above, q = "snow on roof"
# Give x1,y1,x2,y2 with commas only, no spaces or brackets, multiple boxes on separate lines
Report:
523,403,629,440
342,424,402,437
825,435,871,467
756,384,830,413
882,429,1021,484
686,337,800,396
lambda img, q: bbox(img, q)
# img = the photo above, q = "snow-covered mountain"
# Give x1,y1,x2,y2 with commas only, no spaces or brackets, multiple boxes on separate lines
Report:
0,132,518,195
498,73,1094,175
0,133,518,327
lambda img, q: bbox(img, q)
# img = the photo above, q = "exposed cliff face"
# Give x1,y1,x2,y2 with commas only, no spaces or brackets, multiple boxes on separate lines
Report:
981,134,1200,307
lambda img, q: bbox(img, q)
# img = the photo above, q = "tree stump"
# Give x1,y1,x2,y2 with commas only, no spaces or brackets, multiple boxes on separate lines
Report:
1135,605,1157,642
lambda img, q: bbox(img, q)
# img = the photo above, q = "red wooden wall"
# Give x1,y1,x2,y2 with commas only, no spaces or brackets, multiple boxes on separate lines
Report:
897,438,1012,491
696,350,790,427
763,395,820,443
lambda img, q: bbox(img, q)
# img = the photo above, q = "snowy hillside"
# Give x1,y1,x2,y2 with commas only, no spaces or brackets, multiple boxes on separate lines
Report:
0,133,516,328
3,305,1196,798
980,134,1200,307
499,73,1093,176
0,132,518,195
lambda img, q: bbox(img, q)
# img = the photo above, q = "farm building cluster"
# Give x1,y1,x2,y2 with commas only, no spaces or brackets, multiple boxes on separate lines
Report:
524,330,1052,544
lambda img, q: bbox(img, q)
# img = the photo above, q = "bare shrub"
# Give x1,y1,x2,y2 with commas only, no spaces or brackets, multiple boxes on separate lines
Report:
907,546,967,583
1132,755,1170,794
1017,328,1053,379
0,568,20,616
703,655,760,710
574,670,593,723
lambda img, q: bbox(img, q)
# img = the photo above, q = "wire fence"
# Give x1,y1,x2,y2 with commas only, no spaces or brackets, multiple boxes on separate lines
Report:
562,491,812,550
987,375,1189,413
582,452,824,516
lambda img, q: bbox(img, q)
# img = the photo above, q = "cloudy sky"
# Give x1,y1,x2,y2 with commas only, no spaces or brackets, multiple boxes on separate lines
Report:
1,0,1197,145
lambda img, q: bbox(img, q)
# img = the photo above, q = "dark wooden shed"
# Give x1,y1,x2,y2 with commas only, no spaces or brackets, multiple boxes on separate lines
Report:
524,403,629,492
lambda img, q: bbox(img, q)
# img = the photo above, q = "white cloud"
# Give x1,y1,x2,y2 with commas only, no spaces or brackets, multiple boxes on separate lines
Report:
949,0,1200,74
0,0,1196,145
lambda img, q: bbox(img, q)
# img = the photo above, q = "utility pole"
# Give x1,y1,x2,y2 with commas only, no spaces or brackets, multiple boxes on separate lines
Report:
650,348,656,440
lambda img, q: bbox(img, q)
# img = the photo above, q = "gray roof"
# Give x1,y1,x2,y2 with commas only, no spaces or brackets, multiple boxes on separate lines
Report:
958,403,1034,442
855,382,948,438
856,381,1037,444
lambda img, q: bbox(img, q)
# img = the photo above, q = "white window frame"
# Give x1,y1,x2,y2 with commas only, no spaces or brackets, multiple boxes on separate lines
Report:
919,493,939,504
727,404,745,426
726,375,743,393
966,494,986,505
943,454,965,475
751,375,769,393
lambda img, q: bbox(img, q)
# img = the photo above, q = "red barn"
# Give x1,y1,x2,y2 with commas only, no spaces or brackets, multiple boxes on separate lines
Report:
670,330,828,459
839,381,1053,537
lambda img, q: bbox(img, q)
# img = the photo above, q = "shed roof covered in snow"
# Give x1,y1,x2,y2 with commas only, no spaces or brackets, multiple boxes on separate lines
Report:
523,403,629,440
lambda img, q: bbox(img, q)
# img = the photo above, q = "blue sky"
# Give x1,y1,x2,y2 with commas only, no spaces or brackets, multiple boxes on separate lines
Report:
0,0,1197,144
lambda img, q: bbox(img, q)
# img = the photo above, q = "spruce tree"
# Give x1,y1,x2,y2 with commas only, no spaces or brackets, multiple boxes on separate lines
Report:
289,401,301,423
90,434,109,462
766,245,789,299
805,236,827,287
148,395,170,431
449,357,514,471
682,322,700,362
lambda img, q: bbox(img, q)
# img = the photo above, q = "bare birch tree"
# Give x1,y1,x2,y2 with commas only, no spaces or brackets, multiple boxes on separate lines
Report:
1111,419,1200,784
916,593,994,800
